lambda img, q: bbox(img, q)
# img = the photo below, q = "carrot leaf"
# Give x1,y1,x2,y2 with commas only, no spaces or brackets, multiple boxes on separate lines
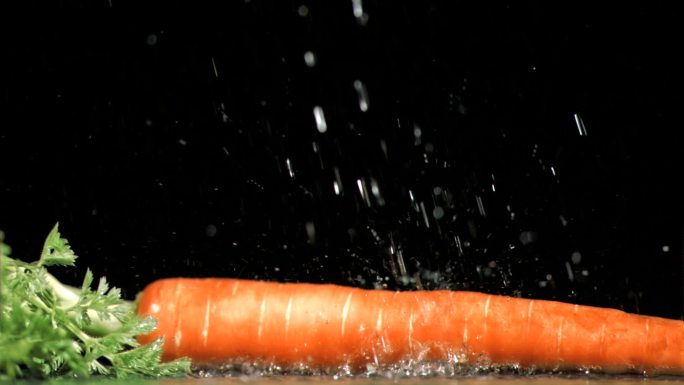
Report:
0,224,191,380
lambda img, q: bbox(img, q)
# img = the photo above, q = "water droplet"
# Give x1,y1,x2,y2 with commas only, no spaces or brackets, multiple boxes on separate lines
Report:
370,179,380,196
454,236,464,256
210,57,219,78
146,34,158,46
313,105,327,133
351,0,368,25
305,222,316,244
408,190,419,212
304,51,316,67
519,231,537,245
178,139,187,146
285,158,295,178
573,113,588,136
419,202,430,228
333,168,343,195
571,251,582,264
357,178,370,206
559,215,568,226
565,261,574,281
432,206,444,220
413,125,422,146
662,245,670,252
353,80,369,112
218,102,230,123
475,195,486,217
297,4,309,16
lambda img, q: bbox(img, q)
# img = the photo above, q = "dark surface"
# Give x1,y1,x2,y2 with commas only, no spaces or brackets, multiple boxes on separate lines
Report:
1,4,682,318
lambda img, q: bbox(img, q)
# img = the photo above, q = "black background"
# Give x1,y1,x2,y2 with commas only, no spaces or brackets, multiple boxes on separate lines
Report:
1,3,682,319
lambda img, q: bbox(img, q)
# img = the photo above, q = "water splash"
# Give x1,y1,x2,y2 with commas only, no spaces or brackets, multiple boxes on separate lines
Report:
191,357,581,378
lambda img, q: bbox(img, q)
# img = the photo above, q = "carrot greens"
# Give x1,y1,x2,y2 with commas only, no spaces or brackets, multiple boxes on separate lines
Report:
0,224,190,379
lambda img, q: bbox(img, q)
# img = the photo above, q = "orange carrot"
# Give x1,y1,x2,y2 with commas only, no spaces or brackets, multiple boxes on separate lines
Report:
137,278,684,375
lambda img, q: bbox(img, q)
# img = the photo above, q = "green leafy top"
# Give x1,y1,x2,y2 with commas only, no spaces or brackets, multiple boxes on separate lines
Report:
0,224,191,380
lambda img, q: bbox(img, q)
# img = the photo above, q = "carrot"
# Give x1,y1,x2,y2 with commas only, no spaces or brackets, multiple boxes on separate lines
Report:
136,278,684,375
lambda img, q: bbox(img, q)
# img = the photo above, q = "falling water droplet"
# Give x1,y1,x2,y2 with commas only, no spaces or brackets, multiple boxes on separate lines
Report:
369,178,384,206
351,0,368,25
408,190,419,212
573,113,588,136
413,125,422,146
475,195,486,217
357,178,371,206
313,106,327,133
571,251,582,264
146,34,158,46
285,158,295,178
297,4,309,17
454,235,464,256
304,51,317,67
353,80,369,112
305,221,316,244
210,57,219,78
432,206,444,220
333,168,343,196
206,224,217,237
419,202,430,228
519,231,537,245
218,102,230,123
565,262,574,281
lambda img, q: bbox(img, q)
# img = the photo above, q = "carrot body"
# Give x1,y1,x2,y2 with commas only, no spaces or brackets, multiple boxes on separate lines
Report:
137,278,684,374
